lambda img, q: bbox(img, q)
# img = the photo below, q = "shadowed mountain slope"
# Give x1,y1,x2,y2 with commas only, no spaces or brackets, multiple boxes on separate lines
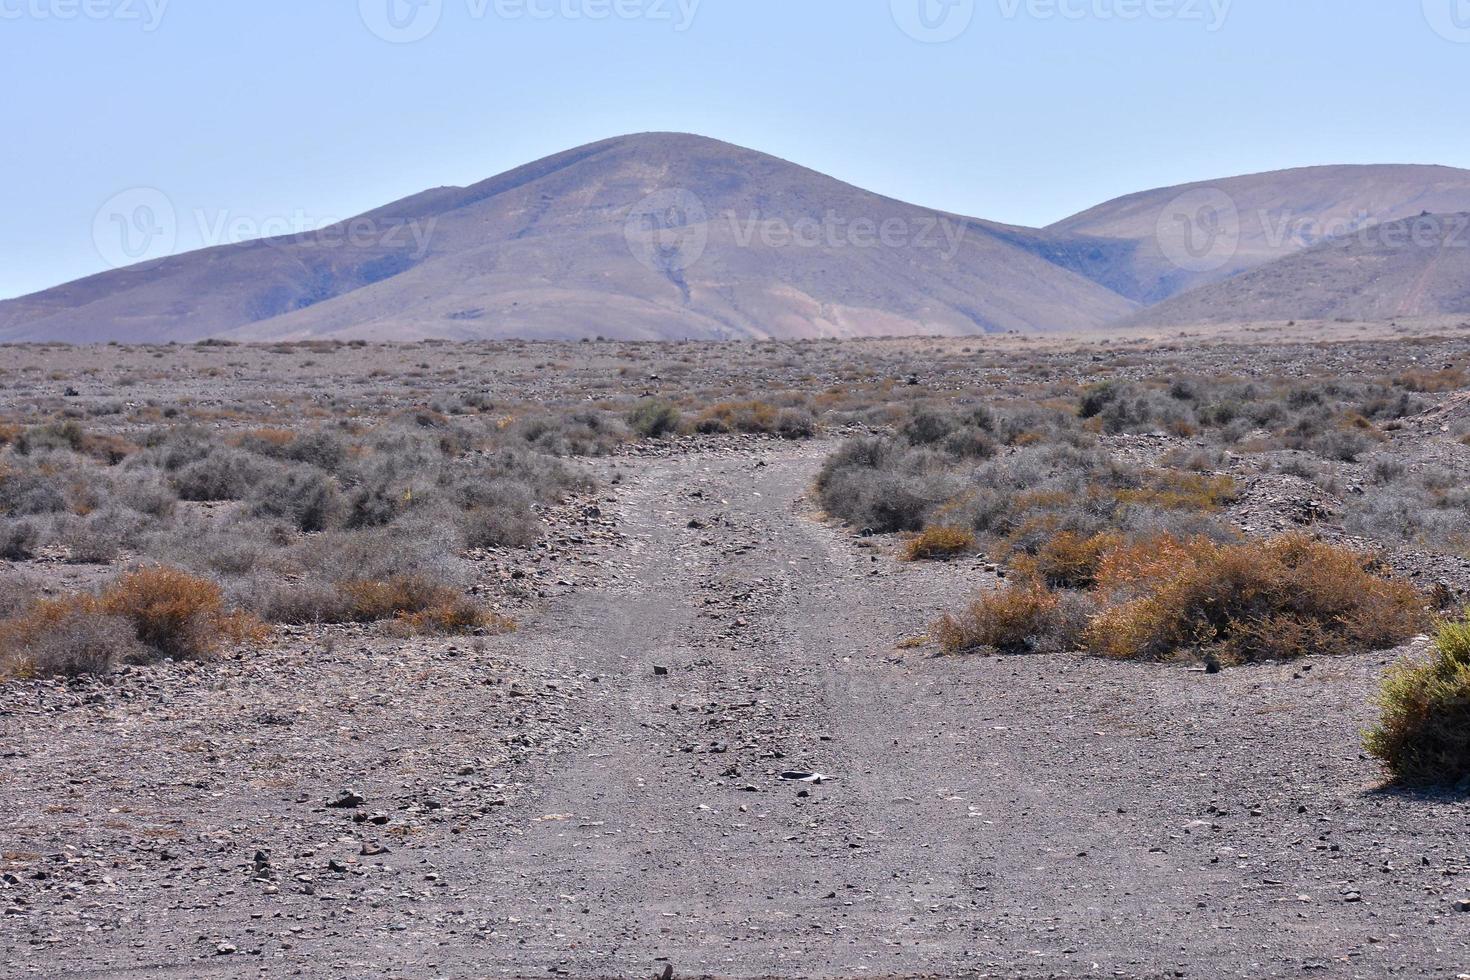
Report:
1126,212,1470,326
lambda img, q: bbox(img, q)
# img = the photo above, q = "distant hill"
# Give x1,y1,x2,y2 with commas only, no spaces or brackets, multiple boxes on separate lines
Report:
1125,212,1470,326
0,134,1136,343
1048,164,1470,303
6,139,1470,343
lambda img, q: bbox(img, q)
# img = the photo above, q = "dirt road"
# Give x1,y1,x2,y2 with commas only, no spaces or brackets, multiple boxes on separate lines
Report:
4,443,1469,979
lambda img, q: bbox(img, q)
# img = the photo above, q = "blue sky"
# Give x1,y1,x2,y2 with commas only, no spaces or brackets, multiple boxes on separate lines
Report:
3,0,1468,299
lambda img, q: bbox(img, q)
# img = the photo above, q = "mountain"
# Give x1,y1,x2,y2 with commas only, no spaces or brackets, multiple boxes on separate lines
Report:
1047,164,1470,303
0,134,1137,343
8,140,1470,344
1124,212,1470,326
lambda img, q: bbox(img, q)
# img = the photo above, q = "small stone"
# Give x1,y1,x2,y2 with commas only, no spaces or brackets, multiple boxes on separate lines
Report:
327,790,366,809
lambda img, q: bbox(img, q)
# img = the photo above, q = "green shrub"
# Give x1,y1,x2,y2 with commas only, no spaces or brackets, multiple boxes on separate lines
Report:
627,400,681,438
1366,614,1470,786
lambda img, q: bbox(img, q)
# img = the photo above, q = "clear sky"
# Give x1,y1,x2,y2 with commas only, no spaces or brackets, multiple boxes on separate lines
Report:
3,0,1468,299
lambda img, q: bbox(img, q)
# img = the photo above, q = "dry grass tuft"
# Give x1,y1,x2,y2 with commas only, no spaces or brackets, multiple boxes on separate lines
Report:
1365,613,1470,787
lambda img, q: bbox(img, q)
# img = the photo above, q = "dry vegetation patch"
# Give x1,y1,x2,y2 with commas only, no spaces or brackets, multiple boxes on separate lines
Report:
935,534,1423,663
903,526,976,562
1084,534,1425,664
0,566,267,678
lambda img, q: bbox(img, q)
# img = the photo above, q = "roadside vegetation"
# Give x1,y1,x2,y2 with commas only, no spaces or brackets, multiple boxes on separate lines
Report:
0,339,843,680
936,534,1425,663
1366,611,1470,787
813,351,1467,667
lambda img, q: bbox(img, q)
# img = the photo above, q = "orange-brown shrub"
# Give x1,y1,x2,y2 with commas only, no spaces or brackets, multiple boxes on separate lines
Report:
935,577,1063,655
1394,367,1467,393
0,595,131,678
338,575,512,635
1015,531,1122,588
1085,534,1425,663
903,526,976,562
1091,533,1206,599
78,432,135,465
235,428,297,451
1,567,266,678
1112,471,1235,511
0,423,20,447
693,400,780,435
102,566,266,660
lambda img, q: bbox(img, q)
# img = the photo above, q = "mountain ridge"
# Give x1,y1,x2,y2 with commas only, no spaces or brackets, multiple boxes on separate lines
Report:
5,134,1470,342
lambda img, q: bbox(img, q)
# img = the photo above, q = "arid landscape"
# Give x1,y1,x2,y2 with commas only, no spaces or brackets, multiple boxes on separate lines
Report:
8,4,1470,978
3,324,1470,978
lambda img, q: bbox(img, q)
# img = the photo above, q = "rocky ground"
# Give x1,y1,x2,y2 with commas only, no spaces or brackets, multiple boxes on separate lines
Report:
4,436,1469,979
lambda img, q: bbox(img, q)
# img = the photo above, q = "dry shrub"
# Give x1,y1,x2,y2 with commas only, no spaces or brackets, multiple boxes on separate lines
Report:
78,432,135,465
102,566,266,660
1366,613,1470,786
935,577,1064,655
236,427,297,451
0,424,20,447
338,575,512,635
694,400,779,435
0,566,265,678
1085,534,1425,663
903,526,975,562
1016,531,1122,588
0,519,39,560
1091,533,1204,598
1394,367,1467,393
0,595,139,678
1113,471,1235,511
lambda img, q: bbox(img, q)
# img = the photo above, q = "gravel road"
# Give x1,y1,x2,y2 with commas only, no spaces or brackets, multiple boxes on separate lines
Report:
3,443,1469,979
